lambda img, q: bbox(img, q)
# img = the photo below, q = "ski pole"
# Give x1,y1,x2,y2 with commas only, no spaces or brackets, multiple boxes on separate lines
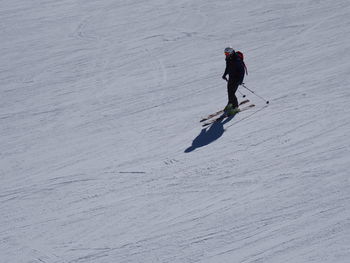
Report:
241,84,269,104
238,89,246,98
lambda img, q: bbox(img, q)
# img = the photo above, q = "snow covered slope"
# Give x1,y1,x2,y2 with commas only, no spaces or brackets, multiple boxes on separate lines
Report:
1,0,350,262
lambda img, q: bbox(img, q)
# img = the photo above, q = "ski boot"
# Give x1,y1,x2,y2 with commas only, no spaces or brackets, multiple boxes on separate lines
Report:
224,103,233,112
225,104,240,116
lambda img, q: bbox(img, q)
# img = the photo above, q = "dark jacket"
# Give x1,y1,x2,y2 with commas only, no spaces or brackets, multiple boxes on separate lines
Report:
222,53,245,84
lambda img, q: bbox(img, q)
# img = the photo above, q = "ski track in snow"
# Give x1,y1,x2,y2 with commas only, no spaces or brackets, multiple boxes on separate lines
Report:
1,0,350,262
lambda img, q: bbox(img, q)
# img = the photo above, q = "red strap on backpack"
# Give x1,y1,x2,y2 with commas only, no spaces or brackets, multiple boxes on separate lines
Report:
236,51,248,75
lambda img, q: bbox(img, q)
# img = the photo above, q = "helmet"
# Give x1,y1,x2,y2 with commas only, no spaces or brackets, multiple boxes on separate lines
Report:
224,47,234,55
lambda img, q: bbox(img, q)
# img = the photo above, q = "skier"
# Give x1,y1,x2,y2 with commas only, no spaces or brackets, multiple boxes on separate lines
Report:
222,47,245,115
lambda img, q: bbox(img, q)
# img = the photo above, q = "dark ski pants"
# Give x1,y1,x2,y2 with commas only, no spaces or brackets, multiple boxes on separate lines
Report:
227,80,239,108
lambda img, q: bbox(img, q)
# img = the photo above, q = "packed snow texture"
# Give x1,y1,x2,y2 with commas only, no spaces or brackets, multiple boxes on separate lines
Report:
1,0,350,262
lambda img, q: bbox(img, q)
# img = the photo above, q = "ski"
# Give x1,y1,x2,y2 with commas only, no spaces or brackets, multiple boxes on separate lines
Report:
202,104,255,127
200,99,249,122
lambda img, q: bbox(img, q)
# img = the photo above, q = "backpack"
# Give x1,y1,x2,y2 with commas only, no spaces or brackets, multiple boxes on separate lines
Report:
236,51,248,75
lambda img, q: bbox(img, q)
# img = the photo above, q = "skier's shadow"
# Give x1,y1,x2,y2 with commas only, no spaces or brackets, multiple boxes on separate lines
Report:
184,115,234,153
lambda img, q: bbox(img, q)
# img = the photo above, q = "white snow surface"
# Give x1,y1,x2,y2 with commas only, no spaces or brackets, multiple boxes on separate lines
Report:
1,0,350,262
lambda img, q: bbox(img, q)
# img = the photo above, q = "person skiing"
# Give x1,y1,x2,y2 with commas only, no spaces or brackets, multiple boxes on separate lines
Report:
222,47,245,115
